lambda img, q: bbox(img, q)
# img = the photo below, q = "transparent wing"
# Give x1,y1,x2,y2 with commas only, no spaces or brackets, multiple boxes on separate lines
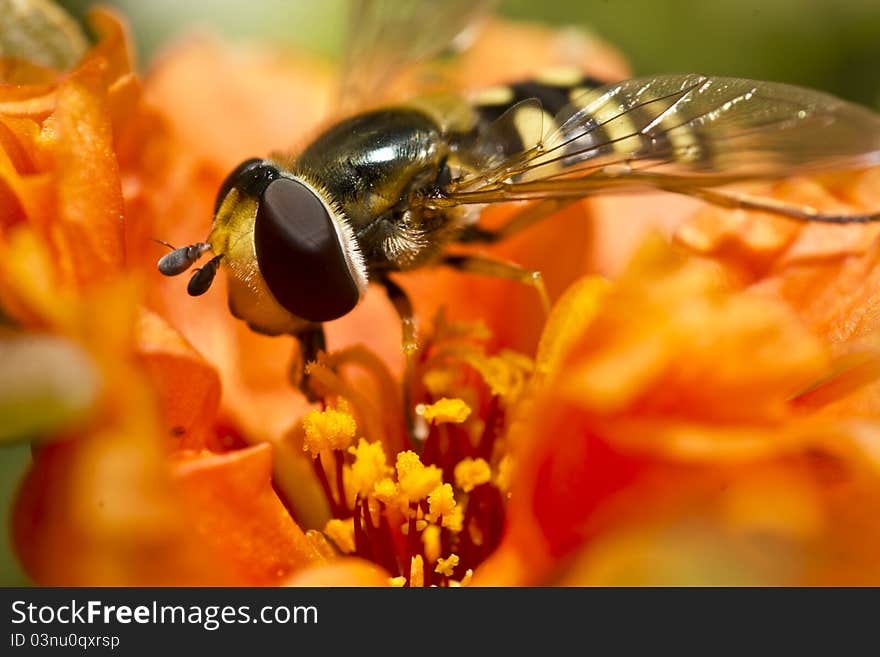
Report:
442,74,880,215
338,0,497,112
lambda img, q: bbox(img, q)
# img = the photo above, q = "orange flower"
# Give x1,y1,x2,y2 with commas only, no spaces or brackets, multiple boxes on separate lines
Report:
2,9,324,585
480,234,880,585
5,4,880,587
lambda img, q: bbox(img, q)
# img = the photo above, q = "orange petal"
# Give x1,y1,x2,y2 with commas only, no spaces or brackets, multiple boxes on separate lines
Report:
52,61,125,285
0,82,57,120
80,9,136,86
550,457,880,586
171,444,324,585
144,39,334,171
493,236,880,584
455,19,630,89
560,235,828,422
136,308,221,450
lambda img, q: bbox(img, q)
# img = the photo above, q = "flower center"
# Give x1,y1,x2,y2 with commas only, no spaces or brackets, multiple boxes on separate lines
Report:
300,317,528,586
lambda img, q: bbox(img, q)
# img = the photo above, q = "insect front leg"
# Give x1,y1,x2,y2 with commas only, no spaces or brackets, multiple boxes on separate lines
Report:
441,254,551,314
379,276,422,449
291,324,327,402
380,276,418,356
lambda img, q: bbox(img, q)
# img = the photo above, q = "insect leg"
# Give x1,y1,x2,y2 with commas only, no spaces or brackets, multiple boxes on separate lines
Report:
441,254,550,314
380,276,421,449
457,198,573,243
380,277,418,356
291,324,327,402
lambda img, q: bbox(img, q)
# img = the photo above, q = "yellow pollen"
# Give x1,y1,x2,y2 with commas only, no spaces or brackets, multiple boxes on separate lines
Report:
395,450,423,481
323,518,355,554
341,465,357,510
464,352,533,403
427,483,457,524
396,451,443,502
435,554,460,577
459,569,474,586
468,523,485,547
416,397,472,424
454,457,492,493
401,519,428,535
422,524,442,564
422,368,458,397
400,464,444,502
302,402,357,458
389,576,406,587
410,555,424,588
443,506,464,533
495,454,514,496
347,438,391,497
372,477,399,505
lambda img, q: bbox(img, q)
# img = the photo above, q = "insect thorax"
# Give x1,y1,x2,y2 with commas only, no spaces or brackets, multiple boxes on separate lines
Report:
294,108,462,273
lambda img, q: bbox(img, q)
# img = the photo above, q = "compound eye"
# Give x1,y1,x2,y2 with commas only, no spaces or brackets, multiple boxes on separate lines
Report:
214,158,279,213
254,177,360,322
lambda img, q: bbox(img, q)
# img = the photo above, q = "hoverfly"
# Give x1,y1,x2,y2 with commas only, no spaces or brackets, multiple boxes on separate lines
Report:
158,0,880,397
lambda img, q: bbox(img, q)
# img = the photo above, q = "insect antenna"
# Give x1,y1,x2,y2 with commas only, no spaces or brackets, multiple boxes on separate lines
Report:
155,240,212,276
187,254,223,296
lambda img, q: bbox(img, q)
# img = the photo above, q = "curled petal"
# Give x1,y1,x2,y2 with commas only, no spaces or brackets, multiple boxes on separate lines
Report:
136,309,221,450
52,62,125,285
171,444,325,585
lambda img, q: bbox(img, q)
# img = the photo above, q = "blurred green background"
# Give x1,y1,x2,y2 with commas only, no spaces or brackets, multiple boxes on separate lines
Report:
3,0,880,585
57,0,880,107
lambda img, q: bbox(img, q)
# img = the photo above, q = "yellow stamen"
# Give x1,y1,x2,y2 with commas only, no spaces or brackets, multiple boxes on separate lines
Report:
422,524,441,564
443,506,464,533
323,518,355,554
427,483,456,523
463,352,533,403
302,401,357,458
535,275,609,377
389,576,406,587
372,477,399,504
495,454,514,496
435,554,460,577
468,523,484,547
347,438,391,497
410,555,424,588
400,466,444,502
422,368,458,397
341,465,357,510
400,519,428,535
416,397,472,424
395,450,423,481
454,457,491,493
396,451,443,502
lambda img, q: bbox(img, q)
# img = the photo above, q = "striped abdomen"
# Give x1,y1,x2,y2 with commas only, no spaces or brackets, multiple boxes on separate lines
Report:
464,67,711,176
466,68,607,160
